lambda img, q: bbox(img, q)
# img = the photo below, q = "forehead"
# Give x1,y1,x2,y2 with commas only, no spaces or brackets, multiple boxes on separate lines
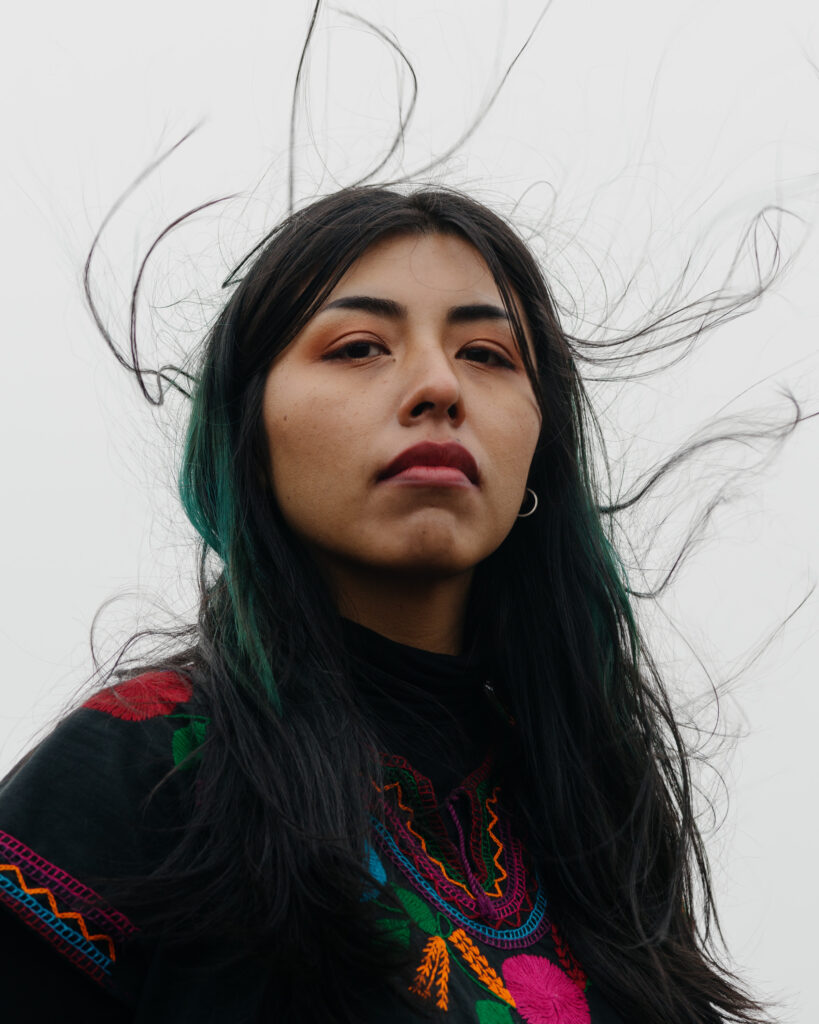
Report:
313,232,535,362
328,232,504,305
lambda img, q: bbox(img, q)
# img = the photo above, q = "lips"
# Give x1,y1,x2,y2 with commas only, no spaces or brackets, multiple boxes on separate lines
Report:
378,442,479,485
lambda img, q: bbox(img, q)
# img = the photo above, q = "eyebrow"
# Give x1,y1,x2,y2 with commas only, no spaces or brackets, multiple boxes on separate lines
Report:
320,294,511,325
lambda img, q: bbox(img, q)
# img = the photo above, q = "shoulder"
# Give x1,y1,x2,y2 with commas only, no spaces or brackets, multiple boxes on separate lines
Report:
0,670,207,999
0,669,207,844
78,668,209,771
4,667,207,780
81,668,196,720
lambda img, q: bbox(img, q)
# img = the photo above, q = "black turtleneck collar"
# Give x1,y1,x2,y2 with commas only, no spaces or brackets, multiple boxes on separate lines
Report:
340,618,501,802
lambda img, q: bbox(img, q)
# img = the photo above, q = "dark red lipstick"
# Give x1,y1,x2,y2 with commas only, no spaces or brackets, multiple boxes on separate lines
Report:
378,442,479,486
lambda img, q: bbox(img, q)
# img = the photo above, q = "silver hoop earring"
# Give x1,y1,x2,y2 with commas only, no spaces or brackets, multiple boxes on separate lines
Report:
517,487,538,518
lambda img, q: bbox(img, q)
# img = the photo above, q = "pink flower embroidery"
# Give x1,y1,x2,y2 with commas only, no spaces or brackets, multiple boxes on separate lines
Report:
502,954,591,1024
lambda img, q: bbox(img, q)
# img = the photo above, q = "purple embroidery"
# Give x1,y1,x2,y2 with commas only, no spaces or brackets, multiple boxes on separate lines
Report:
0,831,137,986
0,830,136,934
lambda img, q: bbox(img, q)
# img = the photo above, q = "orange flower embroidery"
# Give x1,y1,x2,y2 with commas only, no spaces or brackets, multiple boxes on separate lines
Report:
448,928,515,1007
409,935,450,1011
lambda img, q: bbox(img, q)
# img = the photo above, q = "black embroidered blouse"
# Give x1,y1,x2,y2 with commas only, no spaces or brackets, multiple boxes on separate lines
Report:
0,625,625,1023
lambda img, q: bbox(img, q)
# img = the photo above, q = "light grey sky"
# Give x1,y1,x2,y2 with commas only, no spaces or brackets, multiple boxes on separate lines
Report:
2,1,818,1019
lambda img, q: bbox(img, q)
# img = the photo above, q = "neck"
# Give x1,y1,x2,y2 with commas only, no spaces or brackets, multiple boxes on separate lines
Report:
316,558,473,655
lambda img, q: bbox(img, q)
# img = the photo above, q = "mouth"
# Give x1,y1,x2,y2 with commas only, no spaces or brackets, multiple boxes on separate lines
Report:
377,442,480,487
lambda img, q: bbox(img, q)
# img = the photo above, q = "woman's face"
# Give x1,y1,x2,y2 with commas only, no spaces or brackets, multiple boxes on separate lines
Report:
262,232,542,586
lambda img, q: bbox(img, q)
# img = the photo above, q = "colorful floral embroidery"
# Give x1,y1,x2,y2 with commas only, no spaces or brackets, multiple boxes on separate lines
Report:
476,1000,516,1023
448,927,515,1006
409,934,451,1010
371,752,549,949
375,914,411,950
502,954,591,1024
369,754,595,1020
83,671,193,721
171,716,210,769
393,884,440,935
366,842,388,886
361,842,389,903
377,882,593,1020
550,922,588,991
0,831,136,984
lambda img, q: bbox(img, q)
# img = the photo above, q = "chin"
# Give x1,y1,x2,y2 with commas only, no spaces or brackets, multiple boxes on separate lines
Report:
379,530,486,577
388,555,476,578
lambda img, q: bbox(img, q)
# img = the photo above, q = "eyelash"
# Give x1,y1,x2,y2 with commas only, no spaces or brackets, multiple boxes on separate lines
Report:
324,340,516,370
324,340,387,361
460,345,516,370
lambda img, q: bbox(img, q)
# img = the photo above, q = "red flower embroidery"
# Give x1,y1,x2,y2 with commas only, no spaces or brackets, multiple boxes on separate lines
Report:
83,671,193,721
502,954,591,1024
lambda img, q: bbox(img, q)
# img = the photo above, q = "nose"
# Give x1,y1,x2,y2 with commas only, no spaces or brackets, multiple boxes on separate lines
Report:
396,344,465,428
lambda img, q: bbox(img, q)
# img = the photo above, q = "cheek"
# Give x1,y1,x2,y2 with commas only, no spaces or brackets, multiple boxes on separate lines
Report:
496,404,541,483
476,407,541,540
263,377,314,510
262,375,362,530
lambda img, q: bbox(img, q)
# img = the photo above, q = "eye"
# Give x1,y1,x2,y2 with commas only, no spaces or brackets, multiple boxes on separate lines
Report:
324,340,388,361
458,345,516,370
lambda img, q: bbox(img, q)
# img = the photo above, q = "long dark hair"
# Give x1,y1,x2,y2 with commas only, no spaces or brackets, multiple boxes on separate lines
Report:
84,183,787,1023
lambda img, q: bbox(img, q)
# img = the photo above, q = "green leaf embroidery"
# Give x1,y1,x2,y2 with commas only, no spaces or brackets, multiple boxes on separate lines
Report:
393,886,439,935
475,999,515,1023
375,916,411,950
171,719,208,769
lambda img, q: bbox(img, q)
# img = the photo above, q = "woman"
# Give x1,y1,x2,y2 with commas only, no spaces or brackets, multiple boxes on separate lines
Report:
0,186,773,1023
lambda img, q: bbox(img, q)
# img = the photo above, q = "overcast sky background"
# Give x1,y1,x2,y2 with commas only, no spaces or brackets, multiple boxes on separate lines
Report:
2,1,818,1018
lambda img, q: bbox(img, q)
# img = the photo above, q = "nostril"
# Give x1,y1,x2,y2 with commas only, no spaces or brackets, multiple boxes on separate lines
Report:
447,404,458,420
